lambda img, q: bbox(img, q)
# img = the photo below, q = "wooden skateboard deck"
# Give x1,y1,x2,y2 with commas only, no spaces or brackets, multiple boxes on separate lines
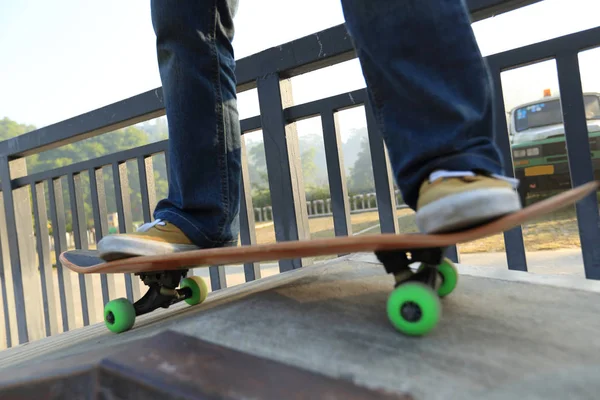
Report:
60,180,599,274
59,181,599,337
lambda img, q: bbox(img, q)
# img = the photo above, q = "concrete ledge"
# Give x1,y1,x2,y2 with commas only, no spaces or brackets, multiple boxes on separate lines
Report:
2,255,600,399
0,330,409,400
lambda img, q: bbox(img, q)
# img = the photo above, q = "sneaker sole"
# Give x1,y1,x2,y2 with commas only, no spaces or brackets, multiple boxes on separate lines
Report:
415,188,522,234
97,235,199,259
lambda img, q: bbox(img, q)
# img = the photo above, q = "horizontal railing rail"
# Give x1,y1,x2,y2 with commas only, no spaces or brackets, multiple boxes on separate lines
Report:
11,141,168,188
0,0,542,161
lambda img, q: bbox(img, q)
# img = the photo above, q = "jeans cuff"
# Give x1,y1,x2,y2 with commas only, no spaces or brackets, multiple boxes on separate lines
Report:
154,209,237,249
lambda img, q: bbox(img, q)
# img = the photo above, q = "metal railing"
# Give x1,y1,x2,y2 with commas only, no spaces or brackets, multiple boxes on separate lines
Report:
1,0,599,350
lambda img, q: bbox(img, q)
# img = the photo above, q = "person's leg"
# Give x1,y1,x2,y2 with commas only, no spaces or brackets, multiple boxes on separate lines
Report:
339,0,520,233
98,0,241,258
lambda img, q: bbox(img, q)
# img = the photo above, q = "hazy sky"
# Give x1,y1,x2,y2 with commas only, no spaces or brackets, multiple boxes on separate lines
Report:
1,0,599,140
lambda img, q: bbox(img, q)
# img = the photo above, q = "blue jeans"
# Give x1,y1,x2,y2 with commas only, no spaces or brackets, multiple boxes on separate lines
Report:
150,0,504,248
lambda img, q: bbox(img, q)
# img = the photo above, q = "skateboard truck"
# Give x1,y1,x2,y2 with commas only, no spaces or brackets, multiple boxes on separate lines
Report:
374,247,445,289
373,246,458,334
130,270,191,317
102,269,209,334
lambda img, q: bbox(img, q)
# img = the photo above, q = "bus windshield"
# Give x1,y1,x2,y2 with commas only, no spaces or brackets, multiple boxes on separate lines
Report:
514,95,600,133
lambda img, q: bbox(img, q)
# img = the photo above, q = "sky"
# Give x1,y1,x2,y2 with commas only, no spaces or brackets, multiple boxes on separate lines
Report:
1,0,600,141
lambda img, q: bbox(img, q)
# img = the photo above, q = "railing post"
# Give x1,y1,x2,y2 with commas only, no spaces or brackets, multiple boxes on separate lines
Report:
113,162,142,301
48,177,77,332
0,183,15,347
364,101,399,234
556,51,600,279
137,155,157,223
68,173,97,325
31,182,59,337
89,167,117,305
257,74,310,272
0,262,7,348
0,157,45,344
209,266,227,291
321,111,352,237
488,63,526,271
240,138,260,282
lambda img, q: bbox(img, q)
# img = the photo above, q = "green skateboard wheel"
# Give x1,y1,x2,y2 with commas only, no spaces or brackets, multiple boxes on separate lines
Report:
417,257,459,297
104,298,136,333
437,259,458,297
386,282,441,336
180,276,208,306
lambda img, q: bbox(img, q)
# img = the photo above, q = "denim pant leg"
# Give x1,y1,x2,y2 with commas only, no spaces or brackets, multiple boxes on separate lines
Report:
150,0,241,248
339,0,504,209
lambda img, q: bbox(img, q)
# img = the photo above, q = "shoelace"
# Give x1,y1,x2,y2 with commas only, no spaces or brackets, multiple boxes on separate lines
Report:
429,170,519,189
137,218,166,232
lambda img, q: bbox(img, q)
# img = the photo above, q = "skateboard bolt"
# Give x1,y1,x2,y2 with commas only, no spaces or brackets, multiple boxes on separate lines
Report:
106,311,115,325
400,302,422,323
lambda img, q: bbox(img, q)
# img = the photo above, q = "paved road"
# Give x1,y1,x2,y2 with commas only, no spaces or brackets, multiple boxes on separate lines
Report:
459,248,586,277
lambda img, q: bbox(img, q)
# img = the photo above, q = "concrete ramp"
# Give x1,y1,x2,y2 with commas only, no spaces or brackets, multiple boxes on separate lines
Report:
1,254,600,399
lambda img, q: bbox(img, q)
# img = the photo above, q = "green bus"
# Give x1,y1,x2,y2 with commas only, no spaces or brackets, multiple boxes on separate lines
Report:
509,91,600,204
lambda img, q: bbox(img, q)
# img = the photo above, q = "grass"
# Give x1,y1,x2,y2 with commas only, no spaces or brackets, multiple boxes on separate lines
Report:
252,208,418,244
457,206,581,253
252,205,583,256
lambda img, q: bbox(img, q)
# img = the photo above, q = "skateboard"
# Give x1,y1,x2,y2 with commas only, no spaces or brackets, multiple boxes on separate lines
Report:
60,181,599,337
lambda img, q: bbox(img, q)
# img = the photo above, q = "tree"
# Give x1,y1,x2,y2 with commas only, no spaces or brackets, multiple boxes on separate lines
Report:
348,137,375,193
246,141,269,193
0,117,36,141
342,127,368,175
0,117,165,231
301,147,318,188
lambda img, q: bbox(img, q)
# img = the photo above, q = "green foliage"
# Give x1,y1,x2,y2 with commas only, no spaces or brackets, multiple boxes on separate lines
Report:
1,117,168,231
347,136,375,193
251,189,272,209
301,146,319,188
244,128,377,209
306,186,330,201
0,117,36,140
246,141,269,193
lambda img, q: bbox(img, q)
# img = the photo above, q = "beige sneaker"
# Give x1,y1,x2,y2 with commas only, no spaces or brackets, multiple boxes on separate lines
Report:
415,170,521,234
97,219,199,260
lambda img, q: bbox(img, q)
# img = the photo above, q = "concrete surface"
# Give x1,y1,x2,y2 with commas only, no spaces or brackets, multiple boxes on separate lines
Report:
459,248,587,277
13,248,586,340
2,254,600,400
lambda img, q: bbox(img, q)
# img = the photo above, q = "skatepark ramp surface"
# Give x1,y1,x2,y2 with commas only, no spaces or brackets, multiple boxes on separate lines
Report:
2,0,600,355
1,254,600,399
